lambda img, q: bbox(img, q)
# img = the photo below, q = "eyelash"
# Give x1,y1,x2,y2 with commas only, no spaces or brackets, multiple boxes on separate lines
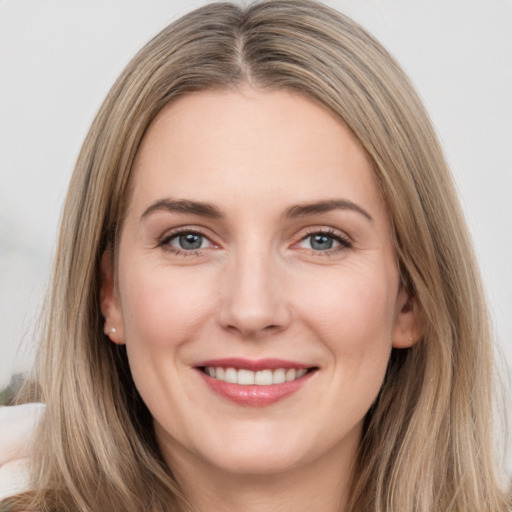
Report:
158,228,212,256
299,228,352,255
157,227,352,256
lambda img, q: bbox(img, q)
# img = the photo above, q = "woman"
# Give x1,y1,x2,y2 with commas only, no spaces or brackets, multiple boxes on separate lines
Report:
1,0,509,510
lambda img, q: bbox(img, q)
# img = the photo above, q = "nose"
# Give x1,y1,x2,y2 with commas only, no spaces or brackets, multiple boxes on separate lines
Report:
216,248,292,339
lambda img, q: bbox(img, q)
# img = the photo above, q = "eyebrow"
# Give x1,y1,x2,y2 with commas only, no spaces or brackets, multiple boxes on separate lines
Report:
285,199,373,222
141,198,373,222
141,199,223,219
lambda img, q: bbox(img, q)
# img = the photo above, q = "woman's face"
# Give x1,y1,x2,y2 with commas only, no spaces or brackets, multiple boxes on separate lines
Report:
102,88,416,478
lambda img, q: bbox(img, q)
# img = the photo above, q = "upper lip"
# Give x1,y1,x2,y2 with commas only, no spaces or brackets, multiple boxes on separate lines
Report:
195,358,315,372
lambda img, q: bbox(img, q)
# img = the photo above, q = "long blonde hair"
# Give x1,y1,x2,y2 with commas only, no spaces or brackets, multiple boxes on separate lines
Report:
5,1,509,510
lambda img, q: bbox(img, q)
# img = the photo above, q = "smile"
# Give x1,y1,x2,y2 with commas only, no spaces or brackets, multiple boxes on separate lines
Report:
195,358,318,407
201,367,309,385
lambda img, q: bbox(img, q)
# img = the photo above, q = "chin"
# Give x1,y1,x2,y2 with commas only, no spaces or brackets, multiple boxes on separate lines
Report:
204,444,308,476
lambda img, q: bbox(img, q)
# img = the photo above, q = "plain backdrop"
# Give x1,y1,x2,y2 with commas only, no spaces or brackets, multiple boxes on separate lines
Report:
1,0,511,394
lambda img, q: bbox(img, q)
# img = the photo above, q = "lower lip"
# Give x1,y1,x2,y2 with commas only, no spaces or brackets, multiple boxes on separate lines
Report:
198,370,315,407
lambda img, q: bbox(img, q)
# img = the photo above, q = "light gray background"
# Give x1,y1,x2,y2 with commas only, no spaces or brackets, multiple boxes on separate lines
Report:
1,0,511,393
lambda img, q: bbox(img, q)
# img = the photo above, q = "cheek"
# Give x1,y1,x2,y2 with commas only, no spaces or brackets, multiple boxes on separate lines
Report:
119,263,216,350
297,263,398,385
117,264,217,429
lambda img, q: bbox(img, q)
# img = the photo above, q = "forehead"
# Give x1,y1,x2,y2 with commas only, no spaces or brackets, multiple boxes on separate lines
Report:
128,87,386,222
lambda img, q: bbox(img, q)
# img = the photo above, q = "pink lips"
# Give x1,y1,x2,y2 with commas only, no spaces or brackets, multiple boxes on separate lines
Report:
195,358,316,407
196,358,311,371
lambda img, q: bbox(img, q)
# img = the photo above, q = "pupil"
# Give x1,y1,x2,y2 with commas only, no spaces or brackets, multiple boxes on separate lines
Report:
179,233,202,250
311,234,333,250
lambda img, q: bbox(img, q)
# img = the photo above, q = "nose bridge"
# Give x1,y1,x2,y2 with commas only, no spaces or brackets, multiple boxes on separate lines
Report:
217,240,291,337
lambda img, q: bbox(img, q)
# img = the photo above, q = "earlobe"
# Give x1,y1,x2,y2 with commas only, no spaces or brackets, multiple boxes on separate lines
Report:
392,287,424,349
100,250,125,345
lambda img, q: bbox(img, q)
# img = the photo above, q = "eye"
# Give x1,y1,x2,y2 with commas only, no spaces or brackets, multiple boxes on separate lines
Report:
161,230,213,252
297,230,351,252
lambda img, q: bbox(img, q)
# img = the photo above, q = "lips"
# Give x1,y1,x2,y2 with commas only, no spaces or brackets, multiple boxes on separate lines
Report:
195,358,317,407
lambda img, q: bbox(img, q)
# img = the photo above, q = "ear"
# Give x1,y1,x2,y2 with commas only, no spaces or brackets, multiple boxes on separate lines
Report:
100,250,125,344
392,286,424,349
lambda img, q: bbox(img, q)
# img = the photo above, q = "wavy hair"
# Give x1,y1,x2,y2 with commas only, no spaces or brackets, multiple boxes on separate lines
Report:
5,1,509,510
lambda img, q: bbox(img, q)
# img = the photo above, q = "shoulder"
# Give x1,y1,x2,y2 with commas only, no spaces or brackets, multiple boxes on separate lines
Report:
0,403,45,501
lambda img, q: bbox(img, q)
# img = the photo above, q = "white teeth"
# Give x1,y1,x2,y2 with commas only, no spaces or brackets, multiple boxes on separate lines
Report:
204,366,310,385
272,368,286,384
255,369,273,385
224,367,237,383
238,369,255,385
285,368,296,382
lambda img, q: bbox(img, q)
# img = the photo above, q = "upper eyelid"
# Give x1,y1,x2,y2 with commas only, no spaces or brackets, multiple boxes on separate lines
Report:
293,227,354,252
156,225,352,248
157,229,218,256
159,226,213,240
156,227,216,250
298,226,353,242
300,234,351,247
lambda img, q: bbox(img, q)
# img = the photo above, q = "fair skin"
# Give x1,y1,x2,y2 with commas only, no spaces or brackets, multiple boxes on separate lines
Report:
101,87,418,512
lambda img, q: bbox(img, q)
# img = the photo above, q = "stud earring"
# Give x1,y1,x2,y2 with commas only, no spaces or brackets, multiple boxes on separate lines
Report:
105,327,116,335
